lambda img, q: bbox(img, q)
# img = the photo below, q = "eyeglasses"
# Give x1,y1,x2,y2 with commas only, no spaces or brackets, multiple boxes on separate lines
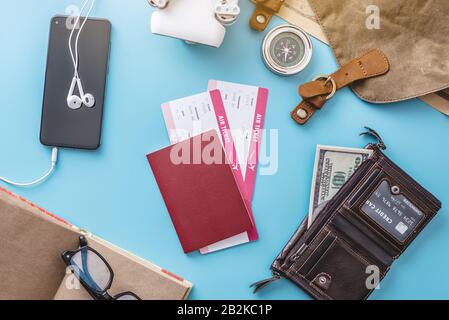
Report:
62,236,141,300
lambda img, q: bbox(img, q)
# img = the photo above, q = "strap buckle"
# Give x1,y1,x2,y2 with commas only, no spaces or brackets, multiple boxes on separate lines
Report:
312,75,337,101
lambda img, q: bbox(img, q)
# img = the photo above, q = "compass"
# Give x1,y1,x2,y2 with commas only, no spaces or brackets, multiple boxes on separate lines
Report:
262,25,313,76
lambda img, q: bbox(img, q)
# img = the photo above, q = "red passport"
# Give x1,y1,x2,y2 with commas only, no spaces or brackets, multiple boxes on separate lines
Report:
147,131,253,254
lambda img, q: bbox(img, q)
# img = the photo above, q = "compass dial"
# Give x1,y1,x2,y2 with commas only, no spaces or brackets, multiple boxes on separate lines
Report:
262,25,313,76
270,32,305,68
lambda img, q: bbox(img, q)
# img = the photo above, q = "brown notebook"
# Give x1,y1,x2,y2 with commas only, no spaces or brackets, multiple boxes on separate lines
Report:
0,186,192,300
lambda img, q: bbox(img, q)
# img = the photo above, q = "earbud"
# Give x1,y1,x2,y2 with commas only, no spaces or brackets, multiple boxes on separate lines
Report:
76,77,96,108
67,96,83,110
67,77,83,110
83,93,96,108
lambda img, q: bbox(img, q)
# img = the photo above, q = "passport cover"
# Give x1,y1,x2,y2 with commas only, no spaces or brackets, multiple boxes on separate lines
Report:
147,130,253,254
161,89,259,251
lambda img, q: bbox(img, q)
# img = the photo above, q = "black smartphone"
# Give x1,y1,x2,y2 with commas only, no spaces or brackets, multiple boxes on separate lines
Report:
40,15,111,150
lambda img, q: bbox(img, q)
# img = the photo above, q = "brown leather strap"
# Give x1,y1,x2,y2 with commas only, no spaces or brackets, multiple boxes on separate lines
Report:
250,0,285,32
291,48,390,125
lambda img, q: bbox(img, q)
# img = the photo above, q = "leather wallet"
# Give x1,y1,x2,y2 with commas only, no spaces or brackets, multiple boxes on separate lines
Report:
252,143,442,300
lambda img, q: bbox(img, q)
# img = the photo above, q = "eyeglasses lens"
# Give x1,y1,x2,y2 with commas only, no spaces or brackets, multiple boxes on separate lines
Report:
115,293,140,300
70,247,112,292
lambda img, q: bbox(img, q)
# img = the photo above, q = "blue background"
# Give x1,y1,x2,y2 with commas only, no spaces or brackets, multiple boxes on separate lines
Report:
1,0,448,300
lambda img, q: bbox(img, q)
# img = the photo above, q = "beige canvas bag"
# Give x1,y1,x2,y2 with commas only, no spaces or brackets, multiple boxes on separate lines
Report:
307,0,449,114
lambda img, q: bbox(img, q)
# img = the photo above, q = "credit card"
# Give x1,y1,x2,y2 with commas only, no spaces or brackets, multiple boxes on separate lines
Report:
361,180,424,242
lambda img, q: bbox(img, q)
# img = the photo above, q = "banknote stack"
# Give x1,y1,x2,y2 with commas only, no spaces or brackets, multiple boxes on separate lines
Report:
307,145,373,228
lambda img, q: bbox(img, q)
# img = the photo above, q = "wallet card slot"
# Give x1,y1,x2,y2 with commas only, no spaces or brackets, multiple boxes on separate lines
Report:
288,227,331,265
344,164,435,250
339,209,400,258
330,214,393,268
378,162,437,213
350,176,430,247
302,236,377,300
347,169,381,207
378,157,441,211
297,231,336,276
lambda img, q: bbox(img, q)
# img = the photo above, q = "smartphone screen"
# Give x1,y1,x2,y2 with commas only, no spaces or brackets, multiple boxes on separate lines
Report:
40,15,111,150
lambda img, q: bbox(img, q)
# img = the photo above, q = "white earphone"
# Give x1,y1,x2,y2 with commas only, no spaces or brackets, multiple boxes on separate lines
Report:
67,76,95,109
1,0,98,187
148,0,241,26
67,0,96,110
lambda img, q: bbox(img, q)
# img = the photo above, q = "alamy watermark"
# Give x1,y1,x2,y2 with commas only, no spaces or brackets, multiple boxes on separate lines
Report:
65,5,82,30
64,266,81,290
366,5,381,30
168,124,278,176
366,265,381,290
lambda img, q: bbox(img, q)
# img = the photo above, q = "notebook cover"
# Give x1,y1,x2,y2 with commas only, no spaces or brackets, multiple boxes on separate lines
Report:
147,130,253,253
54,234,192,300
0,186,192,300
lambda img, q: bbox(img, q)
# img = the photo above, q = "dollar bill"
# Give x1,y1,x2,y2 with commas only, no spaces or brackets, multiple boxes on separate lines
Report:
307,145,373,228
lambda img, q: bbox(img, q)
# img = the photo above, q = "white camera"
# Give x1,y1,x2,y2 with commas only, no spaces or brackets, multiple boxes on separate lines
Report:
149,0,240,48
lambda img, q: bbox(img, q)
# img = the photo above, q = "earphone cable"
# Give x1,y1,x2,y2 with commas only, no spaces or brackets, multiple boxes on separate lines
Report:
68,0,96,80
0,148,59,187
74,0,96,75
68,0,87,78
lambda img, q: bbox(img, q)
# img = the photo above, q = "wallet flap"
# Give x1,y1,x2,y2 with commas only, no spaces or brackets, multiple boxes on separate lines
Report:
342,146,441,253
270,145,441,300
